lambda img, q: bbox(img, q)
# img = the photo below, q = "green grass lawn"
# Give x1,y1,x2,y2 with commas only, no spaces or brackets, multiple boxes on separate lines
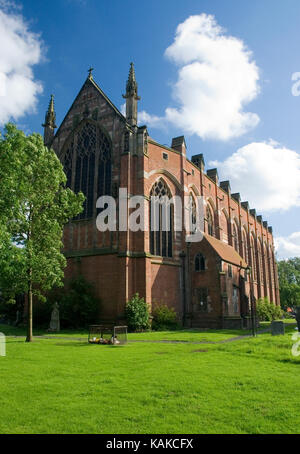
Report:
0,322,299,434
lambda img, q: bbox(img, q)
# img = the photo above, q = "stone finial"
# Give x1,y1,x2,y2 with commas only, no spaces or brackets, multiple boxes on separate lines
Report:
43,94,56,129
42,94,57,146
171,136,186,155
207,168,219,185
88,66,94,80
191,153,205,171
232,193,241,204
126,62,137,93
220,180,231,194
122,62,140,126
241,201,249,211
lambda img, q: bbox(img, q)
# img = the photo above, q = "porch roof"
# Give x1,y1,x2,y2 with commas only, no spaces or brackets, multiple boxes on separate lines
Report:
203,234,248,269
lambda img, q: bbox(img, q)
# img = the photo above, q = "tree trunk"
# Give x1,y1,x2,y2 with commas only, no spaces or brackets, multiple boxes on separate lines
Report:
26,272,33,342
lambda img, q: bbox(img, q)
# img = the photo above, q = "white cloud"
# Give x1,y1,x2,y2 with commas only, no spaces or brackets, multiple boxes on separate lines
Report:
0,3,44,125
275,232,300,259
210,140,300,212
120,102,165,129
141,14,260,141
138,110,164,129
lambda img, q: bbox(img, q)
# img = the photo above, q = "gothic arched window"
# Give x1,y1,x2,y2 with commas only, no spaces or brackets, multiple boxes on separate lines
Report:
189,193,197,234
242,229,249,263
233,223,239,252
264,243,269,287
150,178,173,257
251,236,257,280
257,240,263,283
270,246,275,290
206,205,214,236
195,253,205,271
220,210,229,243
63,142,73,189
62,121,111,220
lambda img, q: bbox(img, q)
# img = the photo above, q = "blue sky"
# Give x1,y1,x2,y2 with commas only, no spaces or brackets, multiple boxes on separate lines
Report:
1,0,300,258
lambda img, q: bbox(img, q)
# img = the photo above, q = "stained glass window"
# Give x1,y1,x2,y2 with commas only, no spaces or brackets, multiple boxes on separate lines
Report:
189,194,197,234
62,120,112,220
251,236,257,280
243,230,249,263
233,223,239,252
206,205,214,236
150,178,173,257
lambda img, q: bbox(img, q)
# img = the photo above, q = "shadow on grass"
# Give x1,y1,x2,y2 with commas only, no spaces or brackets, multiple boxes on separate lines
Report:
278,358,300,365
53,342,89,347
53,341,127,348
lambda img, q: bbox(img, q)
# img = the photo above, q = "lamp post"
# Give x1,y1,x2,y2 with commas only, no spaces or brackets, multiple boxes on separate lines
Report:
247,266,257,337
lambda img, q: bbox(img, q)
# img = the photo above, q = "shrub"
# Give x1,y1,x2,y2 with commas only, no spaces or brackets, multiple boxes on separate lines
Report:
283,310,294,319
273,304,284,320
59,276,99,328
125,293,150,332
46,275,99,328
256,297,283,321
152,304,179,331
0,297,17,323
0,294,25,324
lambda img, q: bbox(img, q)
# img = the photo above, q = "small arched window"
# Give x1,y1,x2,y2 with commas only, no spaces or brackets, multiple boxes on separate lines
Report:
195,253,205,271
150,178,173,257
206,205,214,236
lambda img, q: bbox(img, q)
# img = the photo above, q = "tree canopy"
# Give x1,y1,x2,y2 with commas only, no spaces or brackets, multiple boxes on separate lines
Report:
0,124,84,341
277,257,300,310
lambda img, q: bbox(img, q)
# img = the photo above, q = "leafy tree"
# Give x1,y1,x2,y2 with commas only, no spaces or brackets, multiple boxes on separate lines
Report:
277,258,300,310
0,124,84,341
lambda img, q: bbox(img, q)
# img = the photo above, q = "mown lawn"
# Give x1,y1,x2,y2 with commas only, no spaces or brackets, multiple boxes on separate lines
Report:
0,323,299,434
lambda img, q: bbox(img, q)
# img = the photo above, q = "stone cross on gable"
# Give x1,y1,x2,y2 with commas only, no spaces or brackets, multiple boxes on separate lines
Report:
88,67,94,79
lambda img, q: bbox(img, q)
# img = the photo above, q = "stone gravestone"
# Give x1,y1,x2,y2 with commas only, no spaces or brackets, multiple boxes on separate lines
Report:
48,302,60,332
14,310,21,327
271,320,285,336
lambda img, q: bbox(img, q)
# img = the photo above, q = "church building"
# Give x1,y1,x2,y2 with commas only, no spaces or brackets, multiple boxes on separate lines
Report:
42,64,280,329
